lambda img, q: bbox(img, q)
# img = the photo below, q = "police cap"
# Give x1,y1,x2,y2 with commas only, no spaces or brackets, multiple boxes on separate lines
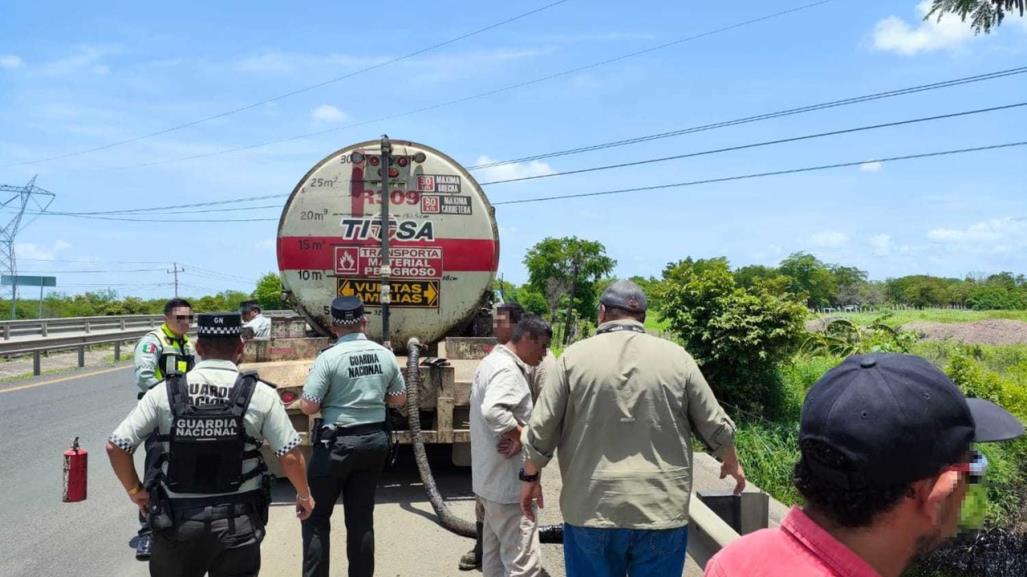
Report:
197,312,243,336
239,299,261,313
331,296,365,325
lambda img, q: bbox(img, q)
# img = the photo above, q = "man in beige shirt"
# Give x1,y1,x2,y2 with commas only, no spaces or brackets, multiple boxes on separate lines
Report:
471,315,552,577
520,280,745,577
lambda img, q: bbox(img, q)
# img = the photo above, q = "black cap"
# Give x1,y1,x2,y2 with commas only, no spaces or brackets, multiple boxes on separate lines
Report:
330,296,365,325
801,353,1024,489
600,280,648,313
239,300,261,312
197,312,242,337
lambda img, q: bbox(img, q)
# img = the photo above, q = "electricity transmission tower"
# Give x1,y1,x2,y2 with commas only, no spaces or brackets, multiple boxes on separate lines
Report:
0,176,56,313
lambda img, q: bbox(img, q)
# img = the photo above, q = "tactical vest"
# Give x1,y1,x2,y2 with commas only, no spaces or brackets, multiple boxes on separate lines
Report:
151,325,196,381
156,373,266,494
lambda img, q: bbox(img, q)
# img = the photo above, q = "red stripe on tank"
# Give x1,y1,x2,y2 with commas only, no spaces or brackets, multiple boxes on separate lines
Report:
277,237,498,272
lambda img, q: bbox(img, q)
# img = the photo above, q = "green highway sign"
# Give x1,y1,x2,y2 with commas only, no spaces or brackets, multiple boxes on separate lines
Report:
2,275,57,287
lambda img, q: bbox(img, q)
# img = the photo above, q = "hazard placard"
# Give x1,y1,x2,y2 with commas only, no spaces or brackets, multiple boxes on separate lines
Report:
337,278,440,308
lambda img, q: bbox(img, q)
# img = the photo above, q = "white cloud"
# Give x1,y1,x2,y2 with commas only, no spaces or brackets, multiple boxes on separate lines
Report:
859,161,883,172
237,51,298,74
871,1,975,55
869,234,892,256
311,104,348,123
40,45,119,77
0,54,23,69
809,231,849,248
473,155,556,183
16,239,72,261
927,218,1027,248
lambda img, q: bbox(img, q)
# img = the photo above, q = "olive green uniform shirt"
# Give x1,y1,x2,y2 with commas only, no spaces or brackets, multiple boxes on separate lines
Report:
109,359,301,499
522,319,736,530
302,333,406,427
133,324,196,393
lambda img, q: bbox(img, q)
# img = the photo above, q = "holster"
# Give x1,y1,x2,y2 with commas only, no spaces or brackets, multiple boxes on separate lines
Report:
147,486,174,531
311,418,336,449
256,474,272,527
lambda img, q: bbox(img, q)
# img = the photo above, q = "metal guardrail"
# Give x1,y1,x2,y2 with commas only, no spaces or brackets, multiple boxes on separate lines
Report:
0,310,294,341
0,310,294,376
0,314,164,340
0,330,154,376
687,497,743,568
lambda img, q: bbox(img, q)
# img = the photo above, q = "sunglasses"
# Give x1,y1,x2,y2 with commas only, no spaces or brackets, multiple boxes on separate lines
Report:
173,315,194,322
950,451,989,484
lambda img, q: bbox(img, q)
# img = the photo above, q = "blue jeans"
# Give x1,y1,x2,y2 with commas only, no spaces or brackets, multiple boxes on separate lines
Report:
563,523,689,577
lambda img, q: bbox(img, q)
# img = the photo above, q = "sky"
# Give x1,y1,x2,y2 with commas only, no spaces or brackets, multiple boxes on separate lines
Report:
1,0,1026,299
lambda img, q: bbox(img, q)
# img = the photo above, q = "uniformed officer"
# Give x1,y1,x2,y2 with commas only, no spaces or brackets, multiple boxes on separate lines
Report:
135,298,197,396
299,296,407,577
131,297,198,560
107,312,315,577
240,299,272,340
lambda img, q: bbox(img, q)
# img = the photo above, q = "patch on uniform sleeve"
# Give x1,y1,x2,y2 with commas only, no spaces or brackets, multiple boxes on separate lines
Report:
108,435,136,454
141,343,157,354
275,435,301,457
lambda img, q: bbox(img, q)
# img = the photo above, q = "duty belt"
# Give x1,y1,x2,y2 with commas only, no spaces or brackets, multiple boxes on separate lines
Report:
314,421,386,448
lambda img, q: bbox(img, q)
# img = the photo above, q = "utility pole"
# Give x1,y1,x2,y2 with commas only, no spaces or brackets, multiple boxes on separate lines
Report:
563,260,579,345
167,262,184,297
0,176,55,319
379,135,392,350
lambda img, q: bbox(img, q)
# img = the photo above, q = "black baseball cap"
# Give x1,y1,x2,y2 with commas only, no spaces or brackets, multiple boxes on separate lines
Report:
600,280,648,313
330,296,365,325
800,352,1024,489
239,299,261,312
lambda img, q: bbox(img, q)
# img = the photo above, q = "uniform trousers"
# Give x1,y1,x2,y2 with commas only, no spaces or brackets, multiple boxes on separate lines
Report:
480,497,542,577
150,502,264,577
302,426,388,577
138,430,164,538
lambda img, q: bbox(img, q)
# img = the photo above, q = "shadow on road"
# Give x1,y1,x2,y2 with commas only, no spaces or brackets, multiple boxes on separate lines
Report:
269,444,474,508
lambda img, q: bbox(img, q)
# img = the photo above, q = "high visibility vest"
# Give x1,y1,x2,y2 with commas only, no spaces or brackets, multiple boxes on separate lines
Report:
150,324,196,381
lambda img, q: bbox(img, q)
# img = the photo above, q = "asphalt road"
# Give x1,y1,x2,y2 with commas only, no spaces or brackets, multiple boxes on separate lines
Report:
0,364,736,576
0,365,572,577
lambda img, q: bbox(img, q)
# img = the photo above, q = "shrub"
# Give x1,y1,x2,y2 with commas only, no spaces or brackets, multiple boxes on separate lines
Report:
659,257,808,415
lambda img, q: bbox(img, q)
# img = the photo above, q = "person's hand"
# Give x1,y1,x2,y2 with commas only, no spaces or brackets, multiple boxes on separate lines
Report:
129,488,150,515
720,455,746,495
497,429,522,459
519,481,543,521
296,494,315,520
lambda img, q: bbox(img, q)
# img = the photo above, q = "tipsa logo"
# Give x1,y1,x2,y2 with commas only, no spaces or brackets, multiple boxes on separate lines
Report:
340,218,434,241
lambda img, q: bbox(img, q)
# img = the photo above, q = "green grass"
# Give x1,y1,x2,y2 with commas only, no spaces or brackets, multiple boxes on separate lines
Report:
742,343,1027,531
821,309,1027,327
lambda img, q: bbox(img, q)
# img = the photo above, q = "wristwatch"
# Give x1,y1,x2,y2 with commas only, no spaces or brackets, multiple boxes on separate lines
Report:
518,468,540,482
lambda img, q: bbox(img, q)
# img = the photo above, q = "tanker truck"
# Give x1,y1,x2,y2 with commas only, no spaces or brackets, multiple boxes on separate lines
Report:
242,139,498,535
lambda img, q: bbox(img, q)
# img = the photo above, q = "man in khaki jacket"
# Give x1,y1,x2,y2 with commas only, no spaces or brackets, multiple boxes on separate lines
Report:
520,280,745,577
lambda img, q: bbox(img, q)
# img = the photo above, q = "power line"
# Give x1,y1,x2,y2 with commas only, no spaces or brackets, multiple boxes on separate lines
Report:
492,140,1027,205
107,0,836,171
479,101,1027,185
17,268,166,274
3,0,573,168
469,65,1027,170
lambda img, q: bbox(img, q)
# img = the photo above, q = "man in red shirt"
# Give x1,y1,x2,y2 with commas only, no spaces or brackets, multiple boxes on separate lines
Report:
706,353,1023,577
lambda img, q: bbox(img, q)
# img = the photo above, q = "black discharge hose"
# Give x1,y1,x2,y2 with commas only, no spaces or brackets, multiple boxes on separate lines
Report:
405,338,475,537
405,338,564,544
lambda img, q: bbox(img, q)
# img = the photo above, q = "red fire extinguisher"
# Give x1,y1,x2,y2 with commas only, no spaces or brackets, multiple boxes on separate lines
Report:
63,436,87,502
